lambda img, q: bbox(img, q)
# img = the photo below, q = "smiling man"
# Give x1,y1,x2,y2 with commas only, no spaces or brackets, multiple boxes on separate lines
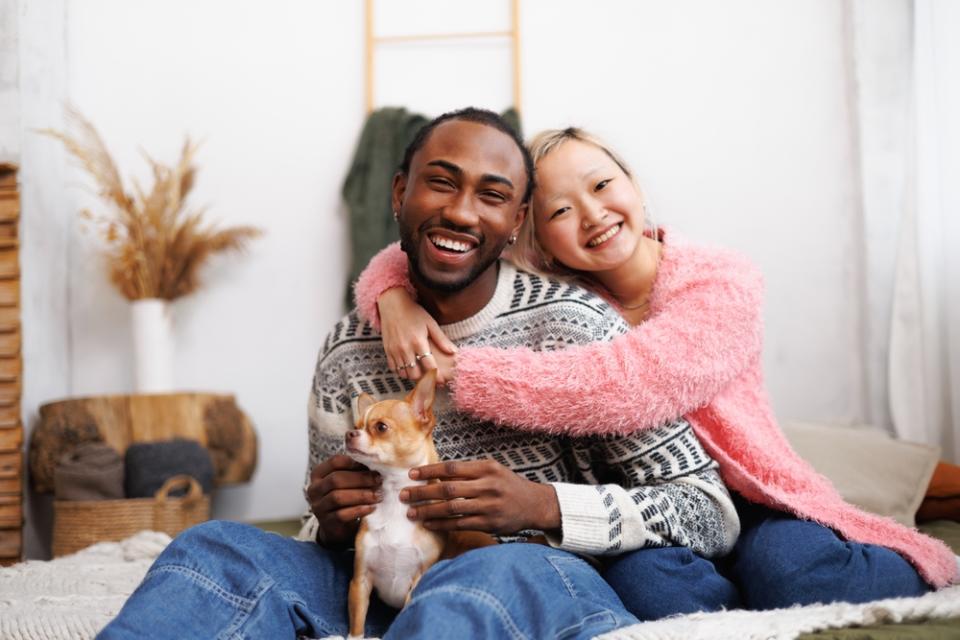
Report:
394,113,531,311
98,108,738,640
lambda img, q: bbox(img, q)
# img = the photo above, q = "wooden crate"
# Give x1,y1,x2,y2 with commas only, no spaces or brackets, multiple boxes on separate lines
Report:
0,164,22,564
0,356,20,382
0,527,21,558
0,449,20,477
0,244,18,279
0,196,18,223
0,493,20,528
0,279,18,307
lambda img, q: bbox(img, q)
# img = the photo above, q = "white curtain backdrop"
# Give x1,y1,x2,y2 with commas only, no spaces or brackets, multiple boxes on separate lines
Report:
889,0,960,462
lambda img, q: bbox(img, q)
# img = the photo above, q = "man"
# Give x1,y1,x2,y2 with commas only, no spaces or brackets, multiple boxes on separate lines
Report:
98,108,737,640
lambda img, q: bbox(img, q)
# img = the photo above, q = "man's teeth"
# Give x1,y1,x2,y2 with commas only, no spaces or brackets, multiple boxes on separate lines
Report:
431,236,473,253
588,224,620,248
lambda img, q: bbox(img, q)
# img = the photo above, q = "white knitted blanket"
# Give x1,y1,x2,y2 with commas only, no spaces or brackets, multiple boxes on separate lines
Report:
1,532,958,640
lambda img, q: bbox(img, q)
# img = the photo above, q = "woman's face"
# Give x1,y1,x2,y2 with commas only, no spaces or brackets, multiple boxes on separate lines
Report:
532,140,645,273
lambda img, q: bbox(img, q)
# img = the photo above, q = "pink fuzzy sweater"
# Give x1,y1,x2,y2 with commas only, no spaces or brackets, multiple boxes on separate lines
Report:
354,232,958,588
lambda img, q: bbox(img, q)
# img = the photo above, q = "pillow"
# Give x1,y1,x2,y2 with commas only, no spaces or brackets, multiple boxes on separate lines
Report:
781,421,940,527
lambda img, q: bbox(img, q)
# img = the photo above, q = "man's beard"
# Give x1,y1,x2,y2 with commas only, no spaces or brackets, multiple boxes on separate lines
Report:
399,221,506,293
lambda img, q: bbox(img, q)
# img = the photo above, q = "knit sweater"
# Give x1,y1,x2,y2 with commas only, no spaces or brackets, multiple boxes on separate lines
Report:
303,261,740,558
353,234,959,588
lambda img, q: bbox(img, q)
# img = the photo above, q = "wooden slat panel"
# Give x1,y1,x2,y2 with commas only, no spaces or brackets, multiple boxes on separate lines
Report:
0,474,21,493
0,280,18,307
0,307,19,333
0,381,21,403
0,357,20,381
0,450,20,476
0,425,22,449
0,331,19,358
0,495,21,528
0,527,22,559
0,246,18,279
0,196,18,223
0,405,19,426
0,223,16,242
0,163,16,189
0,166,20,559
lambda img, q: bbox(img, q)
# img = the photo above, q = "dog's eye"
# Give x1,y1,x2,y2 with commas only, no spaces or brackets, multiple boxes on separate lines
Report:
376,422,389,433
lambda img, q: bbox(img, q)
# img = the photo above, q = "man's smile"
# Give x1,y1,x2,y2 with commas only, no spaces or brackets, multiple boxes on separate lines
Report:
423,231,479,266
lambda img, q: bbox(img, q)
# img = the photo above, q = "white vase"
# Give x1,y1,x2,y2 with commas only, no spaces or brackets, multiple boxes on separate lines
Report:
130,298,175,393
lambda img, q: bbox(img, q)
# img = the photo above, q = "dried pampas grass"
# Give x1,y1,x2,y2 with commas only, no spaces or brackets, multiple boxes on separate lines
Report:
42,107,263,301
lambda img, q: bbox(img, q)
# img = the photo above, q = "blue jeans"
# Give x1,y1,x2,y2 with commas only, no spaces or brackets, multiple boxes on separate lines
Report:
602,499,931,620
96,520,639,640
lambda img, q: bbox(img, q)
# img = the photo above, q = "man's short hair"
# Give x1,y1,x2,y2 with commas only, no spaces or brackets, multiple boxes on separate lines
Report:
398,107,536,204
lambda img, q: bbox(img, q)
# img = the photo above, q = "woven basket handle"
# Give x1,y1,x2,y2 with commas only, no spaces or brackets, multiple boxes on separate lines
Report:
154,474,203,504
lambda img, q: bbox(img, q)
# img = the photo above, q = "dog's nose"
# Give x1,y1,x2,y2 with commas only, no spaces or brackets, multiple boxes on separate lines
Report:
346,429,361,441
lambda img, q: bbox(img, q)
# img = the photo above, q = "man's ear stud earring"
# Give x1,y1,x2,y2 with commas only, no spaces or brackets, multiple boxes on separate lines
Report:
393,210,399,220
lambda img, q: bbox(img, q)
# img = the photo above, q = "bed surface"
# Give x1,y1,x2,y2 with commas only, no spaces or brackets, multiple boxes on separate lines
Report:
796,520,960,640
1,519,958,640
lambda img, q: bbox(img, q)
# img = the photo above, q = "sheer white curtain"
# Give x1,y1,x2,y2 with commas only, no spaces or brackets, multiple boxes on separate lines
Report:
889,0,960,462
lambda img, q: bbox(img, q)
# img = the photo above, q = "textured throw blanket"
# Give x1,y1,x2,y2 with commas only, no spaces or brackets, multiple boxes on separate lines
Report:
1,531,958,640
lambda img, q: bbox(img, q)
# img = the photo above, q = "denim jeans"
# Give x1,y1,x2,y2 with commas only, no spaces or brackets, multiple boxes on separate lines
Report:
98,501,934,637
601,498,931,620
96,520,639,640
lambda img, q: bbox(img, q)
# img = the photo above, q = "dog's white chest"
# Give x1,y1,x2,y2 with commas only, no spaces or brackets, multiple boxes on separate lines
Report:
358,476,441,609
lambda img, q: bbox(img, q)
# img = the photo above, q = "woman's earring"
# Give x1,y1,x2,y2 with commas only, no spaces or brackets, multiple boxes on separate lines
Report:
508,235,517,245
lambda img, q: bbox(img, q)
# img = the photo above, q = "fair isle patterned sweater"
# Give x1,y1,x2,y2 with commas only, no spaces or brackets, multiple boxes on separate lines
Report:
301,261,740,558
354,233,959,588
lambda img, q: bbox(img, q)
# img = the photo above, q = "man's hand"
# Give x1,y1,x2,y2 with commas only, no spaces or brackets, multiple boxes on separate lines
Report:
307,455,383,547
399,460,561,535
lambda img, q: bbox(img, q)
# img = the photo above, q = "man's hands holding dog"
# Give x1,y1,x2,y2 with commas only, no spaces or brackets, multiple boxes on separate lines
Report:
308,455,383,546
400,459,561,535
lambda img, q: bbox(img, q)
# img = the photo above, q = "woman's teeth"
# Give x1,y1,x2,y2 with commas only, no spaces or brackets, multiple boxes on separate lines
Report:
431,236,472,253
588,224,621,248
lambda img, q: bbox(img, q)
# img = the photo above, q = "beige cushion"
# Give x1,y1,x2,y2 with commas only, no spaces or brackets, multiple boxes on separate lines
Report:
782,421,940,527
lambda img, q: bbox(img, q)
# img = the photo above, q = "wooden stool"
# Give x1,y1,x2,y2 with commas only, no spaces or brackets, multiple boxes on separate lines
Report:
29,392,258,494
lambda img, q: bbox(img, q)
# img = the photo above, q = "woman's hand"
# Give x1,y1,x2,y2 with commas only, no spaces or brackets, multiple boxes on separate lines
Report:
377,287,458,383
399,460,561,535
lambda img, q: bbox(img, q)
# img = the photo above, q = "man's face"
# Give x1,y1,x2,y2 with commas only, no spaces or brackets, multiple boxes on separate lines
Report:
393,119,528,293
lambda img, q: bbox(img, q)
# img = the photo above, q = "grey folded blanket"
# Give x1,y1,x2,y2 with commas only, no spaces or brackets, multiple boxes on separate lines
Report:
124,438,215,498
54,442,125,501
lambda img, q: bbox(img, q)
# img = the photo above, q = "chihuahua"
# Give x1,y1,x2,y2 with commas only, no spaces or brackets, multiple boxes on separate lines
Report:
344,369,495,639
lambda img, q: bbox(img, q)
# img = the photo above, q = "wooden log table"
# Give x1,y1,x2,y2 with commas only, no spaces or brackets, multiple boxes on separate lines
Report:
29,392,258,494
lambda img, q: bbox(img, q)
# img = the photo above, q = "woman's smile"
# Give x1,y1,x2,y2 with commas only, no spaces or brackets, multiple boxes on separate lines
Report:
586,222,623,249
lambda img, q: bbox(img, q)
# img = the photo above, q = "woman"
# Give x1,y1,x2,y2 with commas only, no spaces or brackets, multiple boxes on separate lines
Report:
353,127,956,618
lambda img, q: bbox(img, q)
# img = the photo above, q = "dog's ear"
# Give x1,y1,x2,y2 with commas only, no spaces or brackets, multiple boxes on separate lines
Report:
354,393,376,427
407,369,436,426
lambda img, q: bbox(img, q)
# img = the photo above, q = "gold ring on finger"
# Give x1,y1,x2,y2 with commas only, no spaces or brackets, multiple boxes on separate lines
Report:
415,352,432,362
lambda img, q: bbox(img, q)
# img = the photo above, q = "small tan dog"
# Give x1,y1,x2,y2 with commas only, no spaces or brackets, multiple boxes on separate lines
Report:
345,369,495,639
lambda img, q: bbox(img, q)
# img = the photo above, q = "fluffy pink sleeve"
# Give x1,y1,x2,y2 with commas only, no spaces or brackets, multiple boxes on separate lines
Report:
450,243,765,436
353,239,765,437
353,242,415,330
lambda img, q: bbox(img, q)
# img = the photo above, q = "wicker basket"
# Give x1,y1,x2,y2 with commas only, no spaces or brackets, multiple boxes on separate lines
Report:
52,474,210,557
